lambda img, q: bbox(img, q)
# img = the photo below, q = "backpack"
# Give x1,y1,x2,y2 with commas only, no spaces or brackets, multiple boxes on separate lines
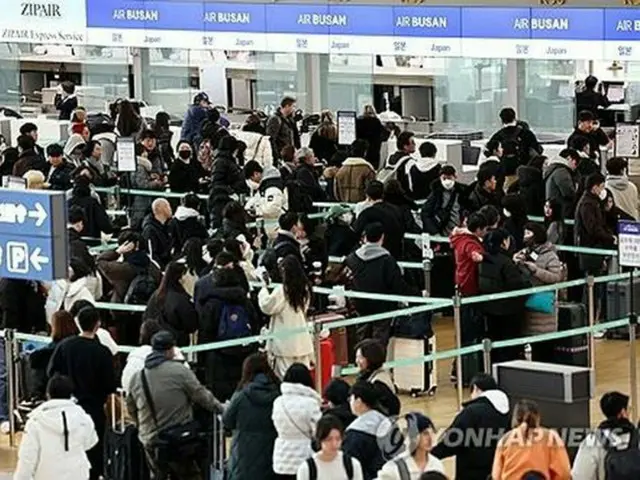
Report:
377,155,412,184
306,453,354,480
216,303,252,341
124,271,158,305
603,427,640,480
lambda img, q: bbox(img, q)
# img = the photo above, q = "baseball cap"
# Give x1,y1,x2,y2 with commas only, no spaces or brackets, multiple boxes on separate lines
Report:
193,92,210,105
151,331,176,351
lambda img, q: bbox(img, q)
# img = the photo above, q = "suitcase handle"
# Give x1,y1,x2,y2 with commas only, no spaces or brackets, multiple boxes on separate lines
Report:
110,388,126,433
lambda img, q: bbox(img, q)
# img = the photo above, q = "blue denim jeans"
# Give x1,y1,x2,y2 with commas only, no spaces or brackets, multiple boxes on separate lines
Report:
0,340,8,422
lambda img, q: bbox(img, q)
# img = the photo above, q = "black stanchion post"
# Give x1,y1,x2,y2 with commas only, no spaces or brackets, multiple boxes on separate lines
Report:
630,269,638,419
453,289,463,409
482,338,492,375
4,329,16,447
586,275,596,370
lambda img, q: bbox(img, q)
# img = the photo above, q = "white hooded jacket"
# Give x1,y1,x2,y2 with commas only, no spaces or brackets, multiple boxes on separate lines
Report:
272,382,322,475
231,130,273,168
14,398,98,480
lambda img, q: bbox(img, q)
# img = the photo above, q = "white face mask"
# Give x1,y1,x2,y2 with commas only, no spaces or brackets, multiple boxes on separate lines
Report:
441,178,455,190
503,208,512,218
599,188,608,201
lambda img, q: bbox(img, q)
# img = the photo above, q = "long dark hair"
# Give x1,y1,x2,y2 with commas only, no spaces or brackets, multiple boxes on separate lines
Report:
157,261,187,302
237,352,280,390
544,198,565,227
181,238,207,276
154,111,171,135
280,255,311,313
116,100,141,137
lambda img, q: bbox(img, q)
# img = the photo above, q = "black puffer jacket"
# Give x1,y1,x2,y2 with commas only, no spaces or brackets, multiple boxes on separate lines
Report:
168,206,208,253
141,214,172,268
510,165,544,217
478,250,529,316
211,150,247,195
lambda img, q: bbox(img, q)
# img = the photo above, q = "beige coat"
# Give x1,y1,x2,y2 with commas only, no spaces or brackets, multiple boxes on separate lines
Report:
334,157,376,203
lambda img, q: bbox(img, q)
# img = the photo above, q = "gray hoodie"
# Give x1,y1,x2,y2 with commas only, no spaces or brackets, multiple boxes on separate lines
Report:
606,175,639,220
354,243,390,262
544,156,577,218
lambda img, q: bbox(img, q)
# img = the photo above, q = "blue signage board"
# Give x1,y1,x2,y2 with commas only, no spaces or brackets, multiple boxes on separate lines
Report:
0,189,68,281
81,3,640,56
394,7,461,38
461,8,530,39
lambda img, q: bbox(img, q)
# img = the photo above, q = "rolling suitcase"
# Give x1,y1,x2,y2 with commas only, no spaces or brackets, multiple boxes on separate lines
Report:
310,337,335,394
554,302,588,367
209,414,229,480
388,336,437,397
311,310,349,368
103,389,150,480
606,277,640,339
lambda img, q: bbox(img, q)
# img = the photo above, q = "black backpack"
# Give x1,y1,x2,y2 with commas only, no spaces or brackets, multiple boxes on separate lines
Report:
306,453,354,480
124,270,158,305
603,427,640,480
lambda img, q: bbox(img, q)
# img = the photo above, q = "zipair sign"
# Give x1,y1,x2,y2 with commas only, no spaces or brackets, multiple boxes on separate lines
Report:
0,189,68,282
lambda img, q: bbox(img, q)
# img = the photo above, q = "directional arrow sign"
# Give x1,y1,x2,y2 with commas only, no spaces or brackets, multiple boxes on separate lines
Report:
0,189,66,237
27,202,48,228
29,247,50,271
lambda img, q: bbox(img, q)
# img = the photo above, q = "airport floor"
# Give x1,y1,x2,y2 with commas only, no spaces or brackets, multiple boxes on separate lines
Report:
1,315,639,478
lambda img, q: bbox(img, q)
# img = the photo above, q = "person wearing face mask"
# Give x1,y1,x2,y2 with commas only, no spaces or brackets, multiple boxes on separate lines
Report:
514,223,565,362
169,140,205,194
245,166,289,240
422,165,465,237
574,172,616,277
130,143,166,230
325,204,359,258
605,156,638,220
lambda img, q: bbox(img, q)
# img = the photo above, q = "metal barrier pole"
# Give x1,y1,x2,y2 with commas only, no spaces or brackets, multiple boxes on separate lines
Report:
453,290,463,409
423,259,432,297
313,321,323,394
630,269,638,419
586,275,596,371
4,329,16,447
482,338,492,374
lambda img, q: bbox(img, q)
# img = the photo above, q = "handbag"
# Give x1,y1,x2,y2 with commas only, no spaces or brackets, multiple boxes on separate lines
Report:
140,369,204,463
525,291,555,314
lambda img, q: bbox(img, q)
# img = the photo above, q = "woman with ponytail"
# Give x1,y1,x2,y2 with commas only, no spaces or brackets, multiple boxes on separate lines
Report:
491,400,570,480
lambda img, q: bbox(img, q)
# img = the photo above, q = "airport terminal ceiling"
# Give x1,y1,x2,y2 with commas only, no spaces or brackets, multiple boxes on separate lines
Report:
2,0,640,136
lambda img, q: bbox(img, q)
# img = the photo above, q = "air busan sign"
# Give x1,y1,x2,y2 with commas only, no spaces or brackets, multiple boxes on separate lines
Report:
0,0,86,44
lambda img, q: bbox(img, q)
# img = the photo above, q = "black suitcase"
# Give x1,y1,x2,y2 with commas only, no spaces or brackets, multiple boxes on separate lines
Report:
103,390,150,480
606,278,640,339
553,302,588,367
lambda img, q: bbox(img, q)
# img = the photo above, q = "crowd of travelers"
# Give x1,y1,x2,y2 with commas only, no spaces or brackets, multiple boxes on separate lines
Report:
1,75,639,480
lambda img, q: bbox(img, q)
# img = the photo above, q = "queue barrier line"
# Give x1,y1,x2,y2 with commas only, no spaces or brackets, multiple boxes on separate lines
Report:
313,202,577,226
340,317,630,376
459,274,627,306
403,232,617,257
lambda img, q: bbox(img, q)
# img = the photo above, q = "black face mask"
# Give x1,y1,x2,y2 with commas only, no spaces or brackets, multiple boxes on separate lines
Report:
178,150,191,160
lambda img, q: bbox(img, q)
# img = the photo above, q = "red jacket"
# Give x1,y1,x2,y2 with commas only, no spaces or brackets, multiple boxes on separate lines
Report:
450,228,485,296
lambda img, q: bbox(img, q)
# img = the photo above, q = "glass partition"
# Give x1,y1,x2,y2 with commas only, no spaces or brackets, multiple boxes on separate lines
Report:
433,58,506,134
146,48,195,118
327,54,374,113
78,46,130,112
0,43,20,110
255,52,302,114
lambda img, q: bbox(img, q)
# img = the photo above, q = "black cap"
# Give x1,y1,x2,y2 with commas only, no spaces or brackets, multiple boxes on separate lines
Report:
151,331,176,351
